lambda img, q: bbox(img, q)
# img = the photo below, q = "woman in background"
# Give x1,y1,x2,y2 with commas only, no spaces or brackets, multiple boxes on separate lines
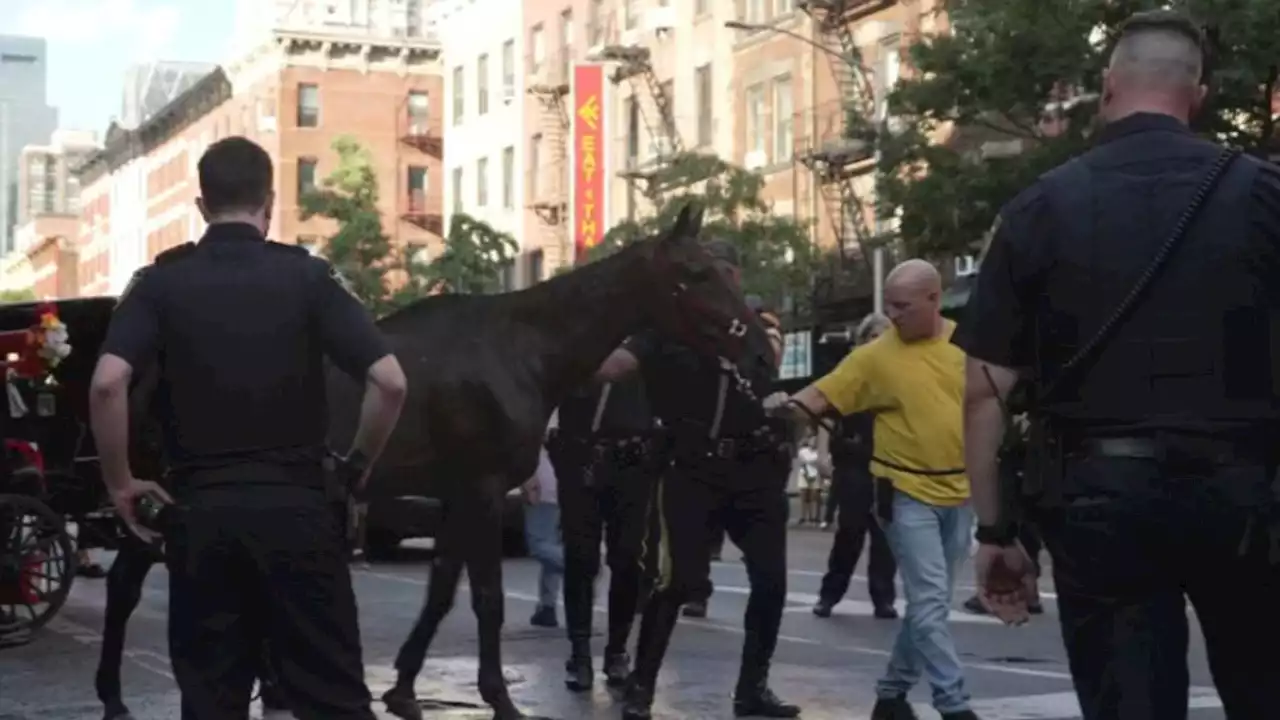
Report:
523,415,566,628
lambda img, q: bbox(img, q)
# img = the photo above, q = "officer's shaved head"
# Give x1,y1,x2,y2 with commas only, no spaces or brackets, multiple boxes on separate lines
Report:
1103,11,1207,123
883,259,943,342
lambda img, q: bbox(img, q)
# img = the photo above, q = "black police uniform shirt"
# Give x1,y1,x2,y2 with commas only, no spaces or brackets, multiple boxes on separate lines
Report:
831,412,874,468
954,112,1280,436
558,374,653,439
623,329,777,439
100,222,392,472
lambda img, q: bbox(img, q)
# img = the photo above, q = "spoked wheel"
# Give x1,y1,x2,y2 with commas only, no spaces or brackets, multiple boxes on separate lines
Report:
0,493,77,635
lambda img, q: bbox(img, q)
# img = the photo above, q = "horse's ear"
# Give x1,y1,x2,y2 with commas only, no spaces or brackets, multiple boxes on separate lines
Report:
668,202,703,244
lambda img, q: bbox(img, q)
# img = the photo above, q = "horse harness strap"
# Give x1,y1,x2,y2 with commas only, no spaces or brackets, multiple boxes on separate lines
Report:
783,399,964,477
708,359,733,439
591,383,612,434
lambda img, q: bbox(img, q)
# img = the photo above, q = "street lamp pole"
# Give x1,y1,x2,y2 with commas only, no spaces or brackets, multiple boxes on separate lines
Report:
724,19,886,314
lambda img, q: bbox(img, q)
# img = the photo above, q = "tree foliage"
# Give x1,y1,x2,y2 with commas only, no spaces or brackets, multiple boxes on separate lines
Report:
301,135,516,316
585,152,819,320
0,289,36,303
877,0,1280,258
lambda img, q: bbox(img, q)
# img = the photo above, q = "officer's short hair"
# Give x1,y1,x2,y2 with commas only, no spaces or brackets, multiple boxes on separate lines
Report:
1113,10,1206,83
197,137,274,215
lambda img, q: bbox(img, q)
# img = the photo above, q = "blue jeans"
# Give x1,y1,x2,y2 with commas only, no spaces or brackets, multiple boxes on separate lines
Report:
875,490,974,713
523,502,564,609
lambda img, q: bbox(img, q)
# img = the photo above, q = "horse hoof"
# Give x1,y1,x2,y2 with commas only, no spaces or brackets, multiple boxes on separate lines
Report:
381,688,423,720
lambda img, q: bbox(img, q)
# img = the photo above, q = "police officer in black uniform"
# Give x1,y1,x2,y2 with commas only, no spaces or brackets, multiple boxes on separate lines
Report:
813,314,897,620
597,241,799,720
549,374,657,691
88,137,408,720
957,11,1280,719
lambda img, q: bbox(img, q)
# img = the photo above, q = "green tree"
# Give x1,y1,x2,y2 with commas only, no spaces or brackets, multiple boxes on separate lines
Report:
876,0,1279,258
417,212,519,295
587,152,818,320
301,136,516,315
0,289,36,303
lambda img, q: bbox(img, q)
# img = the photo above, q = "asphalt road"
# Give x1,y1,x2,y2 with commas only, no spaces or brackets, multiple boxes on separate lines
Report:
0,527,1226,720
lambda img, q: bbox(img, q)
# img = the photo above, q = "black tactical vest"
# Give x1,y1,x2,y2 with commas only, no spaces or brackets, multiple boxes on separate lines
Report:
1036,141,1278,433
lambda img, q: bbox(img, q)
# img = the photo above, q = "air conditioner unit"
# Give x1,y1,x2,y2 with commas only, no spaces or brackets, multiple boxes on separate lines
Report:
743,150,767,170
645,6,677,33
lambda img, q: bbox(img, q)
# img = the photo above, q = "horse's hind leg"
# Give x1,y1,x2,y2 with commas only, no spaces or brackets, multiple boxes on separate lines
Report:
383,526,466,720
95,542,156,720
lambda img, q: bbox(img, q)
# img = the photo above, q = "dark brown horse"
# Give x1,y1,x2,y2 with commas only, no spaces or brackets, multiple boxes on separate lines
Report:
323,204,771,720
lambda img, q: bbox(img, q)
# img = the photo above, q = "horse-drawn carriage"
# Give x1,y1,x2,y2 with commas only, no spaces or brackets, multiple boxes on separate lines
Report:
0,297,122,639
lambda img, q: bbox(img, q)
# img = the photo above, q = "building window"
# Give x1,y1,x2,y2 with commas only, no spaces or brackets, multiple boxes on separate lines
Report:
560,9,573,83
695,0,708,14
408,91,429,131
527,249,544,284
773,75,794,162
775,0,794,15
530,134,542,197
477,54,490,116
452,66,465,124
477,157,489,207
297,157,317,199
452,167,464,212
588,0,604,45
502,146,515,209
625,96,639,167
745,83,766,156
502,39,515,98
623,0,637,30
530,24,545,75
407,166,428,209
778,331,812,380
745,0,766,24
695,64,712,147
297,84,319,127
878,39,902,120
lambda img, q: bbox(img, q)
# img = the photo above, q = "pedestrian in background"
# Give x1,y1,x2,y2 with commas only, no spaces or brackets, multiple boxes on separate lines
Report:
89,136,406,720
958,10,1280,719
522,416,565,629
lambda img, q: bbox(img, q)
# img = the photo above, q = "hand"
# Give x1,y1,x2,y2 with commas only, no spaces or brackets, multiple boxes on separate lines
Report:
521,477,541,505
108,478,173,544
762,391,790,414
974,541,1036,626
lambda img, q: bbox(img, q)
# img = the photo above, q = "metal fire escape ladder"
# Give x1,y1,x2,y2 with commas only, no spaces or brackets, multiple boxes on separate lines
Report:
799,0,882,272
527,72,572,267
600,45,687,205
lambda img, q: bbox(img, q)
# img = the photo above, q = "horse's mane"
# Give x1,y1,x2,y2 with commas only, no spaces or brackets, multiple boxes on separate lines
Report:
377,292,477,328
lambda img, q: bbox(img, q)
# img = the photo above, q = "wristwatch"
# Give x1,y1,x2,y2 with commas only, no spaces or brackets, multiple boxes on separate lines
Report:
975,523,1019,547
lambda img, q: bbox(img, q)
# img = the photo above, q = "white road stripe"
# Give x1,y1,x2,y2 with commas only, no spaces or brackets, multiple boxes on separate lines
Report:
850,687,1223,720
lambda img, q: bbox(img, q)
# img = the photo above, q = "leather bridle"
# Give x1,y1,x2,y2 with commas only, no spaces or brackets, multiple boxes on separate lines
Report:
650,247,753,361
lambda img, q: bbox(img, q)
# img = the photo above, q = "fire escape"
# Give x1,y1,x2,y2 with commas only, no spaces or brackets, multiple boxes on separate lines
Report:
798,0,887,288
527,49,572,268
398,91,443,236
595,41,686,205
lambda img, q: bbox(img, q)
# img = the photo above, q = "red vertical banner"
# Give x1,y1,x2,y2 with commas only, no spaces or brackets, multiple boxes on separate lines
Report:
572,64,605,263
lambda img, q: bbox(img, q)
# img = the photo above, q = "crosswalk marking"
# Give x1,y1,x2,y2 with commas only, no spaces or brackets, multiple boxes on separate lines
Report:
705,583,1003,625
851,687,1223,720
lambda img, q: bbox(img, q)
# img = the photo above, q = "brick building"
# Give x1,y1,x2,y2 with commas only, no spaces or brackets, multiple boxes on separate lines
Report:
72,27,444,297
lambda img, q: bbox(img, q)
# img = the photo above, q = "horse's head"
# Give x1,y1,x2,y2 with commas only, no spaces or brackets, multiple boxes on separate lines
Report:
645,203,773,368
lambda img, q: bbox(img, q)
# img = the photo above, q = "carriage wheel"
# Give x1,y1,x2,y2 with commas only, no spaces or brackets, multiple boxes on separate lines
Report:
0,493,77,634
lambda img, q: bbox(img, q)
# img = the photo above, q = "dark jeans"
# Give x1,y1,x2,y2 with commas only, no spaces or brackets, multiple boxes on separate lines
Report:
818,464,896,608
166,477,374,720
555,440,654,656
1042,454,1280,720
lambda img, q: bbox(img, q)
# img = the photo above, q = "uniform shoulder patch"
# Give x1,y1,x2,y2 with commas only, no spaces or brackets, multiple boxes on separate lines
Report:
154,242,196,264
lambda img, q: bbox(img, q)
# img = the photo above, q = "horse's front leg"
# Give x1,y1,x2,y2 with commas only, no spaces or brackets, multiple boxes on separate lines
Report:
383,522,466,720
95,542,156,720
464,483,524,720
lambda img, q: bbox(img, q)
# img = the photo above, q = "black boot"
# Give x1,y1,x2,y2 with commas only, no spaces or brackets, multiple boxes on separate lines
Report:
870,695,919,720
733,658,800,718
621,594,681,720
603,651,630,688
564,571,595,692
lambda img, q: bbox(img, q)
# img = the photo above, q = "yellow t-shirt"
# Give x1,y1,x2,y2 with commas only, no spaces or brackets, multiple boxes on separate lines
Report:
812,320,968,507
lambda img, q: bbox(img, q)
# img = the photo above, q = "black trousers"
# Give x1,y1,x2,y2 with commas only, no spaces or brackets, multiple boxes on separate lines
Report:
554,439,655,656
643,452,790,690
817,463,896,608
1041,454,1280,720
166,475,374,720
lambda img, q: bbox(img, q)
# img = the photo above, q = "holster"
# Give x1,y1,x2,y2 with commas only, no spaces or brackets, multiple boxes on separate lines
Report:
1020,415,1064,513
321,455,359,549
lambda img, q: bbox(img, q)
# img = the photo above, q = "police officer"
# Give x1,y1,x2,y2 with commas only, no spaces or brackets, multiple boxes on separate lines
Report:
597,242,799,720
88,136,408,720
812,315,897,620
957,10,1280,719
549,373,657,691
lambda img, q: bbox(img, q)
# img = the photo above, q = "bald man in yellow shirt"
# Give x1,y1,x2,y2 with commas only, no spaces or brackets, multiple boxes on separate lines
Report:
769,260,979,720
